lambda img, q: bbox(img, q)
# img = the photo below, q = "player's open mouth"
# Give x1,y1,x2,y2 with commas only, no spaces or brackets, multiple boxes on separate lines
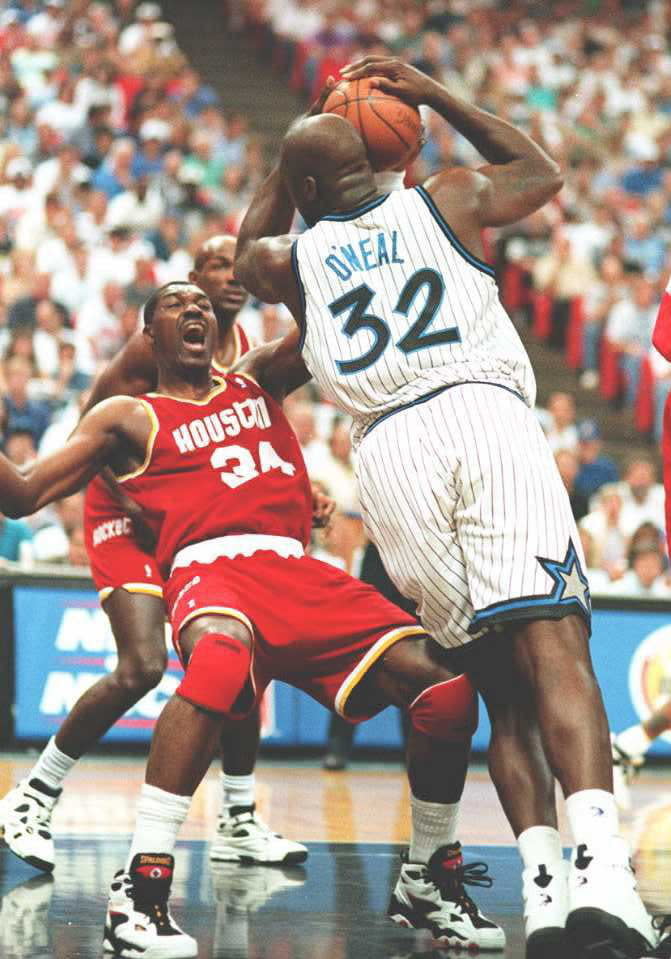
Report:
181,320,208,348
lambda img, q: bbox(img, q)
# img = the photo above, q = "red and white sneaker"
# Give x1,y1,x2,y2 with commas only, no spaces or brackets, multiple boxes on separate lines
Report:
103,853,197,959
388,843,506,950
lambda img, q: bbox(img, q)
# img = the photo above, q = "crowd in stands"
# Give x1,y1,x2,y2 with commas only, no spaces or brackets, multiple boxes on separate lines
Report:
0,0,670,599
243,0,671,595
0,0,279,569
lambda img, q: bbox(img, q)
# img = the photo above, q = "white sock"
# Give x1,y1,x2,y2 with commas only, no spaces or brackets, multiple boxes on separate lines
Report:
126,784,191,870
27,736,76,792
565,789,619,850
518,825,563,870
221,772,255,815
409,795,460,865
616,724,653,758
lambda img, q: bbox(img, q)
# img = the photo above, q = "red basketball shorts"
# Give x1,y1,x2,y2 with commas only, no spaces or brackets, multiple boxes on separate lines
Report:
165,551,427,721
84,478,163,602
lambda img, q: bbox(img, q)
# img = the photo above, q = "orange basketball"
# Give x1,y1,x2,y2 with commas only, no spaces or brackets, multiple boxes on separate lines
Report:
322,77,422,172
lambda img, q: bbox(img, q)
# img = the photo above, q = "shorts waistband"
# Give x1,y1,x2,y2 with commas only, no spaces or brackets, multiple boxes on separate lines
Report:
171,535,304,573
363,381,524,438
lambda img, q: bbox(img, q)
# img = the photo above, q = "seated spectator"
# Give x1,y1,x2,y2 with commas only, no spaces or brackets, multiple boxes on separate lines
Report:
574,419,619,501
579,483,628,581
555,448,589,521
617,457,665,539
579,254,626,390
310,417,359,516
539,391,579,453
609,528,671,598
0,510,33,563
2,356,51,445
606,272,658,407
285,399,331,477
105,176,165,235
75,281,126,374
532,230,597,348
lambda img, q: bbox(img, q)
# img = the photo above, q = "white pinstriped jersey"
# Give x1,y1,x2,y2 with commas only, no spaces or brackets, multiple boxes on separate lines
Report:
292,187,537,444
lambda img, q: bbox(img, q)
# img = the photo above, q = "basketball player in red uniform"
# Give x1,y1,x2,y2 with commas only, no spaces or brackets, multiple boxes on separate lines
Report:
0,236,308,872
0,282,503,958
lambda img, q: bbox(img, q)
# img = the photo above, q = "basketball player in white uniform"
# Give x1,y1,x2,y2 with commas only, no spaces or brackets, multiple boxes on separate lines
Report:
235,60,660,959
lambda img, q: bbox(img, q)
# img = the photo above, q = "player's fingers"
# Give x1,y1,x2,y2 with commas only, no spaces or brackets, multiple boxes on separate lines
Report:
341,54,388,74
341,57,397,80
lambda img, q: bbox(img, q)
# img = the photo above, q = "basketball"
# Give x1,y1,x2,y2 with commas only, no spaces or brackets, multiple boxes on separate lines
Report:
322,77,422,171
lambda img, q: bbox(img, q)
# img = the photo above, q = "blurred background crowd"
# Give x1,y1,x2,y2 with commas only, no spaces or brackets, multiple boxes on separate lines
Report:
0,0,670,600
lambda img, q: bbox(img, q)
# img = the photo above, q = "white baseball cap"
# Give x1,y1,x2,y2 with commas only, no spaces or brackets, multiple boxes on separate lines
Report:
6,157,32,179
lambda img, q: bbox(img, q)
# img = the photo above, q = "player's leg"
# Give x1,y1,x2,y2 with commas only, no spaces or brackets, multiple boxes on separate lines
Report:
509,615,657,957
212,708,308,864
0,588,165,874
326,625,505,951
105,612,253,959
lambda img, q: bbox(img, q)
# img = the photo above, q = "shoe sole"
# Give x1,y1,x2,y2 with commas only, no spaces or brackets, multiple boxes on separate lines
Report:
103,932,198,958
567,908,653,959
388,910,505,951
0,836,54,873
526,927,567,959
209,849,308,865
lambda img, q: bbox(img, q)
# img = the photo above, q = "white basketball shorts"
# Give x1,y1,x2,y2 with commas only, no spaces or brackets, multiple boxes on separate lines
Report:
356,382,591,649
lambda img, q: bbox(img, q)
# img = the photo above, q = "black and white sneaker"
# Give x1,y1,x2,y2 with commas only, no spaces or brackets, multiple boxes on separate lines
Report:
103,853,197,958
0,778,60,872
522,858,568,959
388,843,506,950
567,839,657,958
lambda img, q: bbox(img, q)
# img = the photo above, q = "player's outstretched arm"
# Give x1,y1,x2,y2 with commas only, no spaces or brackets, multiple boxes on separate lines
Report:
83,331,158,414
341,56,563,227
0,397,147,518
232,326,311,402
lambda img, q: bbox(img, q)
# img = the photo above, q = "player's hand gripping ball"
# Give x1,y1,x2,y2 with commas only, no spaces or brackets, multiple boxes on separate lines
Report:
322,76,422,171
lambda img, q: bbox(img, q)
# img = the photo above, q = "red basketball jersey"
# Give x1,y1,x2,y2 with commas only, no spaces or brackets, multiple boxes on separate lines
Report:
118,374,312,577
85,323,257,523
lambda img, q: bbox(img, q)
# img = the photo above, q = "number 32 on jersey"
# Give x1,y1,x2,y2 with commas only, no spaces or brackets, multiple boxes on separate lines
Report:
211,441,295,489
329,268,460,375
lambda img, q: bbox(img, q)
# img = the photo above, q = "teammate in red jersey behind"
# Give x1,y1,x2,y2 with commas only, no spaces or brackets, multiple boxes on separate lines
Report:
0,236,308,873
0,282,503,958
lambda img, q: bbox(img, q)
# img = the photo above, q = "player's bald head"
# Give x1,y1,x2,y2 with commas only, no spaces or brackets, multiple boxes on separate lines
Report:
193,234,236,272
281,114,376,225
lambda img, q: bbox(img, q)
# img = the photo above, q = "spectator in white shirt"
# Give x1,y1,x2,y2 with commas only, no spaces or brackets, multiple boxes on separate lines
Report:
617,457,666,538
75,281,125,374
49,243,94,317
118,2,162,57
105,176,165,235
606,272,658,406
26,0,65,48
0,157,35,239
540,391,579,453
579,483,628,580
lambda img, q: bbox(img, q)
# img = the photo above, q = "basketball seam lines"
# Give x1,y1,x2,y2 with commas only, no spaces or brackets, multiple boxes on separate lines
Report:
366,96,412,150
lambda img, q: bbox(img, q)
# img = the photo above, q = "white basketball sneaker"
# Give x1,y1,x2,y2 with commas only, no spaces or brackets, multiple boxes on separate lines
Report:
103,853,197,959
566,838,657,957
0,778,60,873
210,804,308,865
388,843,506,950
522,858,569,959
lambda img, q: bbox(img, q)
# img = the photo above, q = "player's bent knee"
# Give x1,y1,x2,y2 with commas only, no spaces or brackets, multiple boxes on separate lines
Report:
408,674,478,742
177,632,252,715
115,659,166,695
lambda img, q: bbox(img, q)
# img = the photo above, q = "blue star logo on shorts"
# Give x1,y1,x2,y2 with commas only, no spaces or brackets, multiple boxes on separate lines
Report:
537,540,591,613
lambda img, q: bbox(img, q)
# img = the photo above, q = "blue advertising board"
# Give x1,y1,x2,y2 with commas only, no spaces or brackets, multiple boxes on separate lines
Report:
12,582,671,752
